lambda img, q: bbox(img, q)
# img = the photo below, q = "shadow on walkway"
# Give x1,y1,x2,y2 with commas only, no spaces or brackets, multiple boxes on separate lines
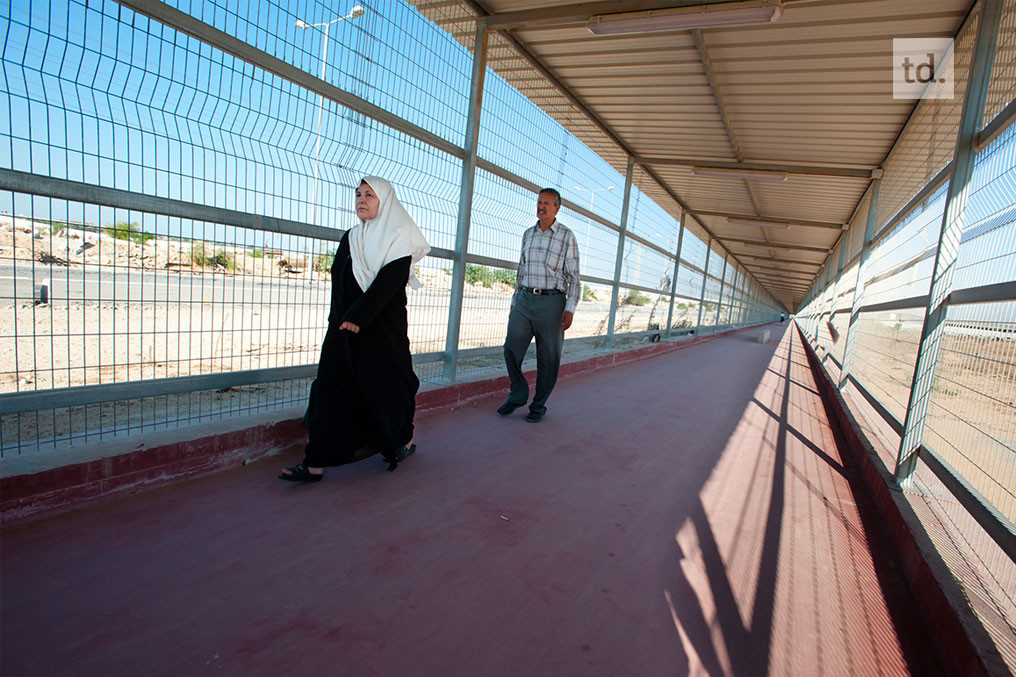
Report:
1,327,942,675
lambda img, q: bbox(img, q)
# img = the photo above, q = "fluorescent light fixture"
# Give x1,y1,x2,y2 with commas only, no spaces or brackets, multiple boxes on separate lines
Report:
692,166,788,182
588,1,783,35
727,217,790,229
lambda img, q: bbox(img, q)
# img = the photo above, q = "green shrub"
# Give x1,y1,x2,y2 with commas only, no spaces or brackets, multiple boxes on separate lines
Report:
492,268,516,286
188,243,234,270
251,248,264,259
314,252,335,272
465,264,494,287
190,243,209,267
458,265,517,288
582,285,597,302
209,249,235,271
622,289,652,306
103,221,153,245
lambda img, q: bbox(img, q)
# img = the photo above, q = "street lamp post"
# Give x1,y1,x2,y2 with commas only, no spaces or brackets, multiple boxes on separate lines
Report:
296,5,365,224
574,185,613,266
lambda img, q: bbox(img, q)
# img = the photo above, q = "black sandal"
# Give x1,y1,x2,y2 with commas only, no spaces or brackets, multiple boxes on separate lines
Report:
384,444,416,472
279,463,323,483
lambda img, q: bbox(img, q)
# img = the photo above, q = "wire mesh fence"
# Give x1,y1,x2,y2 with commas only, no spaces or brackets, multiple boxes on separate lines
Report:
797,6,1016,670
0,0,777,456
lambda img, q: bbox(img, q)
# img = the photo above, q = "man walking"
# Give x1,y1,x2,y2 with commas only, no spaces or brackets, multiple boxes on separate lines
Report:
497,188,581,423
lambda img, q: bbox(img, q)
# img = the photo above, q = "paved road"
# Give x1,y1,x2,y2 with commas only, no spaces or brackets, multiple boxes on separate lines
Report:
0,263,331,305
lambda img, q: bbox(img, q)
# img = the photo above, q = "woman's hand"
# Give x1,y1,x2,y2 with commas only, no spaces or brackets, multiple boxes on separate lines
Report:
339,321,360,333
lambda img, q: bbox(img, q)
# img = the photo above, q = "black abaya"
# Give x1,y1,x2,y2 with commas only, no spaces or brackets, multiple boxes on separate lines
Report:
303,232,418,466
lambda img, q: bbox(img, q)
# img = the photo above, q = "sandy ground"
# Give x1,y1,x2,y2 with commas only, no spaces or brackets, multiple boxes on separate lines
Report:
1,217,708,449
818,317,1016,523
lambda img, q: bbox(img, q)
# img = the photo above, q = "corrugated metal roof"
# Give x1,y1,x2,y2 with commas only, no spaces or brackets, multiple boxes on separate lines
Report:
409,0,975,306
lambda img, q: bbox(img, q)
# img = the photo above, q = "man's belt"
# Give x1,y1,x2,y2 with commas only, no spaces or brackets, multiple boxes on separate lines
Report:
521,286,563,295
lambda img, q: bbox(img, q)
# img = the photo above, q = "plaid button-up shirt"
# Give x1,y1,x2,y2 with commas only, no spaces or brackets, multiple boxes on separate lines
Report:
515,219,581,313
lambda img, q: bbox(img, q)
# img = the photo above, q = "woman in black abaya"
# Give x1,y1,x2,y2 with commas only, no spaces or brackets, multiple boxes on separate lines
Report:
280,177,430,482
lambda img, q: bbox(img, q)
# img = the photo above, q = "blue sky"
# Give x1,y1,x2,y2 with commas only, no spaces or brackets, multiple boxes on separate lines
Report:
1,0,748,305
6,0,1010,316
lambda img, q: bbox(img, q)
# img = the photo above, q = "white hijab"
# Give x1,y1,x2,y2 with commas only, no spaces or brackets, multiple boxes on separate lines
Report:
349,176,430,290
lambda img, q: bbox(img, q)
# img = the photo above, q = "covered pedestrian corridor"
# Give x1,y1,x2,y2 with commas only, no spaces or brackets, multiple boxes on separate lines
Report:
2,325,947,675
1,0,1014,673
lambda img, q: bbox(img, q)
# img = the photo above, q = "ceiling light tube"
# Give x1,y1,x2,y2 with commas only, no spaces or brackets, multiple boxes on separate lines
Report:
727,217,791,229
588,1,783,36
691,166,788,182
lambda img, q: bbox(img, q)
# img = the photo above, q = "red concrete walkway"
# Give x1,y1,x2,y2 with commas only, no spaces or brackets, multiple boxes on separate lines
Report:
1,327,943,675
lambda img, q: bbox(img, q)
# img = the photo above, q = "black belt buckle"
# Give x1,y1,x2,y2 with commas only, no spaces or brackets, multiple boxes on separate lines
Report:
532,287,543,294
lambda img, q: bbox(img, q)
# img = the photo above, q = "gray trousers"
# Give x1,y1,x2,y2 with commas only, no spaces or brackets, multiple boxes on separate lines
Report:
503,291,565,415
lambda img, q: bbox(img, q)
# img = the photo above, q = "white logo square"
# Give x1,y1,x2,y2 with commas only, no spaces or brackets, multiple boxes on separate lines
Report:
893,38,955,99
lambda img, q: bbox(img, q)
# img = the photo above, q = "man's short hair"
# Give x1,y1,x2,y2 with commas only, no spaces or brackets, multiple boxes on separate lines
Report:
539,187,561,207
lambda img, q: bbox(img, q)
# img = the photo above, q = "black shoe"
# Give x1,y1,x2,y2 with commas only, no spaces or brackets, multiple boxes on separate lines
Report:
279,463,323,483
497,402,522,417
525,411,544,423
385,444,416,472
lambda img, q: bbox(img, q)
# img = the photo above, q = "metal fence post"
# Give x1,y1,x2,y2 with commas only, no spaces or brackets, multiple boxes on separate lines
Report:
606,157,635,349
896,0,1002,484
714,254,728,330
696,237,712,333
814,262,829,341
664,210,685,338
738,271,746,326
839,179,881,389
822,240,847,352
443,23,488,383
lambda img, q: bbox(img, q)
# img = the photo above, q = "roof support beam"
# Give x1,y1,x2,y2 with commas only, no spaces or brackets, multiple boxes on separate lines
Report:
638,157,876,178
744,255,822,267
752,268,814,279
753,274,811,284
480,1,719,28
690,210,845,231
761,284,810,291
719,237,831,254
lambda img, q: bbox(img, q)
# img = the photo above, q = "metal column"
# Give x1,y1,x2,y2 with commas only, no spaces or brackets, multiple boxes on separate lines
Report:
696,238,712,333
606,157,635,349
714,254,728,329
664,210,685,338
896,0,1002,483
823,239,847,353
840,180,881,389
443,24,488,382
814,262,830,341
